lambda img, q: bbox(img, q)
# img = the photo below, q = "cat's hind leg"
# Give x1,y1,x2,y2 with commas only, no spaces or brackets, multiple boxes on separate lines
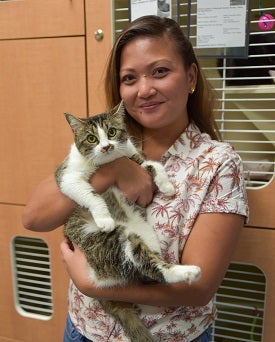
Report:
126,233,201,285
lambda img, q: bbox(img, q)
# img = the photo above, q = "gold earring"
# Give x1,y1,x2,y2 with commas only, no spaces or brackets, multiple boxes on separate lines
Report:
190,87,195,94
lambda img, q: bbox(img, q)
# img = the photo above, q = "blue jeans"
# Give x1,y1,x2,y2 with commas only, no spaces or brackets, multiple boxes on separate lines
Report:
63,314,92,342
193,324,212,342
64,314,212,341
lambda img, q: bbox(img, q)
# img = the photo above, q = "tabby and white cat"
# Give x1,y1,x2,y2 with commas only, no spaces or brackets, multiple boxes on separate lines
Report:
55,102,201,342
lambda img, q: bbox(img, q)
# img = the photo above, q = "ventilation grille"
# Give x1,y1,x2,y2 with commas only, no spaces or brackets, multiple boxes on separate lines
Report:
11,236,53,320
113,0,275,189
212,262,266,342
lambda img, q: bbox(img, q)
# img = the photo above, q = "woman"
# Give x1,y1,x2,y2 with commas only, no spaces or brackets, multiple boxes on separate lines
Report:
23,15,249,341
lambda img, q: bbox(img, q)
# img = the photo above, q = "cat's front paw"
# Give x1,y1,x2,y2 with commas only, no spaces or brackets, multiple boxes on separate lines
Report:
95,217,115,232
159,181,175,196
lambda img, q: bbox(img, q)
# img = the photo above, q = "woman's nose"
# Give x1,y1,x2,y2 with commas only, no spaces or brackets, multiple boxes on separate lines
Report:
137,76,157,98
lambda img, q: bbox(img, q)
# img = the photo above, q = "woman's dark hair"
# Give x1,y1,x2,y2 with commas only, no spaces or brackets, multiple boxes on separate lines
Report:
105,15,219,140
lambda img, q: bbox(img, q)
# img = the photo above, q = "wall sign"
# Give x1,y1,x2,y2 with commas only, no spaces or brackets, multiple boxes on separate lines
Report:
195,0,250,58
130,0,172,21
197,0,247,48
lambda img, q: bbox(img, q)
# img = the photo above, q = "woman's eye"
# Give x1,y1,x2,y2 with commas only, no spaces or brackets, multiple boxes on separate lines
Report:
121,75,136,85
86,135,97,144
152,67,169,78
108,127,117,137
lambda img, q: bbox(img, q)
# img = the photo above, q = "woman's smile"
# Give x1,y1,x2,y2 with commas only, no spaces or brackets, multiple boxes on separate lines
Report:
139,101,164,111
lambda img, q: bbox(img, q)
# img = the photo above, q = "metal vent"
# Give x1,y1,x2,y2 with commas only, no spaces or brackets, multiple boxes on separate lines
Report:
11,236,53,320
212,262,266,342
113,0,275,189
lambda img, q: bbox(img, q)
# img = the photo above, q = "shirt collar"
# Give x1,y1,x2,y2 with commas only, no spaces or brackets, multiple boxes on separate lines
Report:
162,122,206,161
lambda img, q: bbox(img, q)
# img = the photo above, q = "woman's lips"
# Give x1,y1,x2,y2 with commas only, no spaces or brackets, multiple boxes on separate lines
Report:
140,102,162,110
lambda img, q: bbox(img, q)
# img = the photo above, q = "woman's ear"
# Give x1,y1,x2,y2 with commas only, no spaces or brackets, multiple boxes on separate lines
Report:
188,63,198,91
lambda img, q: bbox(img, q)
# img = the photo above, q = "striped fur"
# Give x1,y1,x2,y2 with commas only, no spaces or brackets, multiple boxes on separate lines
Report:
55,102,200,341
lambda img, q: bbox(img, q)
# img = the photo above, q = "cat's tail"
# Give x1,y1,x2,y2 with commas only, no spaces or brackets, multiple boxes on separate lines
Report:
99,300,153,342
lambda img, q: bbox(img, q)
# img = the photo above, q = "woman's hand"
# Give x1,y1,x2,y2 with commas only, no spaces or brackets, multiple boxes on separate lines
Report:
60,239,93,293
91,157,155,207
60,239,119,300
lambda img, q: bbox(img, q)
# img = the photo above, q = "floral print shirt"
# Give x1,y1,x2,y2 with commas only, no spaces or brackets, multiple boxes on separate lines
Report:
68,123,249,341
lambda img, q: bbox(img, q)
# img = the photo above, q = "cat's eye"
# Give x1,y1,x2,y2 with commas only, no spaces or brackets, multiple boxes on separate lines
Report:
86,134,97,144
108,127,117,138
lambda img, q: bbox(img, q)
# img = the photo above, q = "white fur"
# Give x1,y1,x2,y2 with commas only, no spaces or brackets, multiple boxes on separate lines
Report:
81,221,100,236
88,267,126,287
92,128,138,166
60,136,174,233
141,160,175,196
110,187,161,252
161,265,201,284
60,144,115,231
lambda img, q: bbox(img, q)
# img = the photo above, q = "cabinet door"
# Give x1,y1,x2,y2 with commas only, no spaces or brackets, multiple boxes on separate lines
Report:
0,0,84,39
0,204,68,341
85,0,112,113
0,37,87,203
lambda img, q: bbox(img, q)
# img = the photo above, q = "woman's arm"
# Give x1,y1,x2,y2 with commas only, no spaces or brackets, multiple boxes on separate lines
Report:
22,174,76,232
60,212,244,307
22,157,155,232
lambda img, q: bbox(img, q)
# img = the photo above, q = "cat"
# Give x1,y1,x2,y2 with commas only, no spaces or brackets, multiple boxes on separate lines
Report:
217,32,275,85
55,102,201,342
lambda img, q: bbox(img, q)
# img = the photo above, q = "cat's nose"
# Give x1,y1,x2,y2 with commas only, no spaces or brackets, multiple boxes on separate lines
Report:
101,144,114,153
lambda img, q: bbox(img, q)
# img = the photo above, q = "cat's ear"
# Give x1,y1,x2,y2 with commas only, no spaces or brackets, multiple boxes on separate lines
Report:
64,113,85,133
113,100,125,117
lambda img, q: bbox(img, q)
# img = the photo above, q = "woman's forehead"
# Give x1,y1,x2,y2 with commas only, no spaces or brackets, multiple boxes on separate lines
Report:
120,35,179,65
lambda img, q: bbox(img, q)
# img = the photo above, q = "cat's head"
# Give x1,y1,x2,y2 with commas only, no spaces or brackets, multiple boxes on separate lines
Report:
65,102,129,165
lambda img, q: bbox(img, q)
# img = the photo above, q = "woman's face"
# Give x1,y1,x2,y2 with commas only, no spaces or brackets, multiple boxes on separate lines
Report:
119,35,197,135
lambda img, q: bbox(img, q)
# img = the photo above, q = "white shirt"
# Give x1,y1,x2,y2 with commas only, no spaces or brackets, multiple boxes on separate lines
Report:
68,122,249,341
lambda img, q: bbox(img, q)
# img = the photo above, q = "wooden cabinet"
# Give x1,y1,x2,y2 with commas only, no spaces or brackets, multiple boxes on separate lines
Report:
0,0,85,39
0,1,112,341
0,37,87,204
85,1,112,111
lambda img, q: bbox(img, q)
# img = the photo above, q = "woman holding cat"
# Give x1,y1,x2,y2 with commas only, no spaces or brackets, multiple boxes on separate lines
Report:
23,15,249,341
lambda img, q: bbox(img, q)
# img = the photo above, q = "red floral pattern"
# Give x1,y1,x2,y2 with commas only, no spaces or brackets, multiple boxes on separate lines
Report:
68,123,249,341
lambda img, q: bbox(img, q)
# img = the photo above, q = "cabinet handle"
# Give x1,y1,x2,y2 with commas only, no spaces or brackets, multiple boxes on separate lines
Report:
94,29,104,41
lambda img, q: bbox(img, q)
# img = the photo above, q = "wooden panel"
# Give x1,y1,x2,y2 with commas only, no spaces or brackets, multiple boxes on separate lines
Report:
246,179,275,229
0,0,84,39
233,227,275,342
0,37,87,204
0,204,68,341
85,0,112,113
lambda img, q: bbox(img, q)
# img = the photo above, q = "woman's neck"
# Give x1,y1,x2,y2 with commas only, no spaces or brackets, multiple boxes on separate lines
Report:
142,128,183,161
141,116,189,160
